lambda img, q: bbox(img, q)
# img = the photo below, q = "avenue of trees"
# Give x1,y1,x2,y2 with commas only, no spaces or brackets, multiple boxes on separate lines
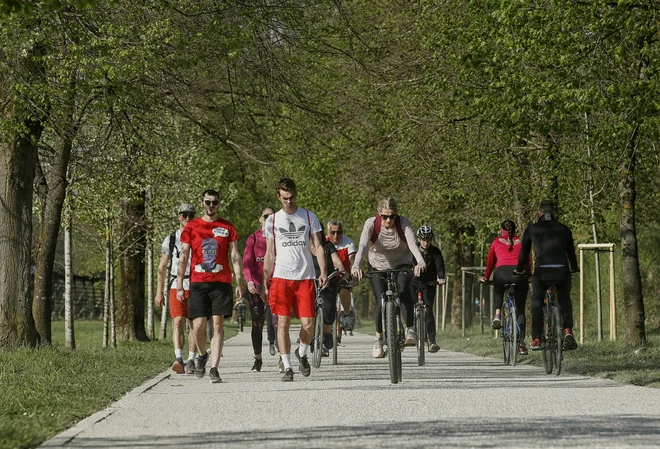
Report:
1,0,658,348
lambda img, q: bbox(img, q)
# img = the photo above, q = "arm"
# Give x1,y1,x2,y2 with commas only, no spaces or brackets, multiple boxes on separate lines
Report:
154,253,170,307
261,237,275,303
482,242,497,280
515,227,532,273
313,232,328,287
330,251,345,273
351,219,373,272
243,234,258,294
402,218,426,276
230,240,244,300
434,246,446,282
176,243,190,302
566,228,579,272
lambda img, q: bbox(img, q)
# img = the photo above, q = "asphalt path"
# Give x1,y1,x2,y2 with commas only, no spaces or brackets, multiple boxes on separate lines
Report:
42,326,660,448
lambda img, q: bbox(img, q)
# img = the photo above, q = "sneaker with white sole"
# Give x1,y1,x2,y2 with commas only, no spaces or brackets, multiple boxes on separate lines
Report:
209,367,221,383
372,338,384,358
405,328,417,346
185,358,195,374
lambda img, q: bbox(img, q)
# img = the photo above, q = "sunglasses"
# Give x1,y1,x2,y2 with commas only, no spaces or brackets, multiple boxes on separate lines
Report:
329,230,342,235
180,212,194,219
262,213,272,219
204,200,219,206
380,214,397,220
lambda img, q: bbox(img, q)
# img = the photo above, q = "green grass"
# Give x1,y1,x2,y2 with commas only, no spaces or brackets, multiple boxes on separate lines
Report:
0,320,238,449
357,320,660,388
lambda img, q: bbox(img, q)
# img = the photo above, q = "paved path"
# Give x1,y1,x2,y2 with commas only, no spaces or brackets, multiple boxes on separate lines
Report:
42,327,660,448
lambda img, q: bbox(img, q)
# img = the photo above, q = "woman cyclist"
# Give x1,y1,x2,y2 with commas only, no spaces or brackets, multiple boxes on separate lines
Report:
414,225,446,353
478,219,530,355
351,197,426,358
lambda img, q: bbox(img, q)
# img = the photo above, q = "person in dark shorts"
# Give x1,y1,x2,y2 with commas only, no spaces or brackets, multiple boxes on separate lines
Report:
177,189,244,383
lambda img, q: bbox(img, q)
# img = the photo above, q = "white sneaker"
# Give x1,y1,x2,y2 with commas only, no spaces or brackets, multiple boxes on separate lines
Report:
405,328,417,346
372,338,385,358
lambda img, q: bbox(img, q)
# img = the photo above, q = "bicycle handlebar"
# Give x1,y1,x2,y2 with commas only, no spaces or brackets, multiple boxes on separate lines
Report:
364,268,414,279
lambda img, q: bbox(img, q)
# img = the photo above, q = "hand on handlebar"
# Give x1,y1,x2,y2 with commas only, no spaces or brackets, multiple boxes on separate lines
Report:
413,262,426,277
351,267,363,282
437,278,446,286
477,276,487,284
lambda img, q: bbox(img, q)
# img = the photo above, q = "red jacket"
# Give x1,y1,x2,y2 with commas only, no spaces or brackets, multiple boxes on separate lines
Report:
483,233,530,280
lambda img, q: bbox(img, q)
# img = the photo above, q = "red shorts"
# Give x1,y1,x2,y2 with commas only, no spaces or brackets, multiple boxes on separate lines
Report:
269,278,316,319
169,289,190,319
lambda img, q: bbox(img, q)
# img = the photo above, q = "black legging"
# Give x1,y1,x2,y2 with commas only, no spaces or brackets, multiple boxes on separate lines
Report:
418,284,438,341
531,267,573,339
492,266,529,338
369,265,414,333
247,292,276,355
320,285,339,327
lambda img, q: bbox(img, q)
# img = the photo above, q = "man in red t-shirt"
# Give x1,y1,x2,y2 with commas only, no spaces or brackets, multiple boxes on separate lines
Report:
177,189,243,384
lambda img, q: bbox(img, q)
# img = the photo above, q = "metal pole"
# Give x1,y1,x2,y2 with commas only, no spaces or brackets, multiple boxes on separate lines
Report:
489,284,495,337
461,270,466,337
441,279,448,331
579,248,584,345
610,247,616,341
435,283,440,334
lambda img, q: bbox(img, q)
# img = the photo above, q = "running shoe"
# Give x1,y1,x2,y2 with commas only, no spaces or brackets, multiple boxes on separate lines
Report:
322,346,329,357
295,348,311,377
323,333,333,350
343,316,354,332
251,358,263,372
268,342,276,356
563,328,578,350
372,338,384,358
281,368,294,382
405,328,417,346
171,358,185,374
518,342,528,355
185,358,195,374
195,353,208,378
491,313,502,330
278,356,284,373
530,338,542,351
209,367,221,383
429,341,440,353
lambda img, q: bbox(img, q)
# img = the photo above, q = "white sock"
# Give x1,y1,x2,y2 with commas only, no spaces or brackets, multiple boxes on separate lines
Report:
282,354,292,370
175,349,183,359
188,351,196,361
298,343,309,358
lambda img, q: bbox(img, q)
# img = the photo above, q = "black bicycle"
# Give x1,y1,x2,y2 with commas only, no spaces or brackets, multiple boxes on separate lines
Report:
311,270,344,369
501,283,521,366
365,269,411,384
412,280,436,366
237,300,247,332
542,284,563,375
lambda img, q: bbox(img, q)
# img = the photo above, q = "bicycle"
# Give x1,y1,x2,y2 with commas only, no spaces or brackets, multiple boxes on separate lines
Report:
501,283,521,366
236,299,247,332
365,268,412,384
412,279,436,366
311,270,344,369
542,284,563,375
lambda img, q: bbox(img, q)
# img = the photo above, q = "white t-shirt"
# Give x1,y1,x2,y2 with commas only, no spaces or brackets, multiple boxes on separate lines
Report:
160,229,191,290
263,208,322,280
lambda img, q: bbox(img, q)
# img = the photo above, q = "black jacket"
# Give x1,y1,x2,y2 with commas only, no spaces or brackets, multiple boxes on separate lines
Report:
516,217,578,273
416,245,446,282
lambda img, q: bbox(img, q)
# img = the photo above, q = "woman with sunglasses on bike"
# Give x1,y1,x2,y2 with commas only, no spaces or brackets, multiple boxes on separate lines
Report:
478,219,530,355
351,197,426,358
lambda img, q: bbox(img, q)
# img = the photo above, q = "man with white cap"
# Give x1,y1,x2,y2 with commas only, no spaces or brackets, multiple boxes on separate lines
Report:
155,203,197,374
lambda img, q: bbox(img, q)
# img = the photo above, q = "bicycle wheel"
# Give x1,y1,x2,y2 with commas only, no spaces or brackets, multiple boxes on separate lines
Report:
385,300,399,384
502,307,511,366
312,305,323,369
416,307,426,366
553,305,563,376
396,313,403,382
542,300,553,374
510,306,518,367
239,316,244,332
332,311,339,366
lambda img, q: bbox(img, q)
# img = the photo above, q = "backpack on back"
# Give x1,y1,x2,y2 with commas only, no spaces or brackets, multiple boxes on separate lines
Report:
370,215,406,244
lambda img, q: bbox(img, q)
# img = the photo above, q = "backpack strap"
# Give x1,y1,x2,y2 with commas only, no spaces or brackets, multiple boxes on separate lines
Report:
271,212,276,257
370,215,406,244
169,232,179,258
394,216,406,241
306,209,311,239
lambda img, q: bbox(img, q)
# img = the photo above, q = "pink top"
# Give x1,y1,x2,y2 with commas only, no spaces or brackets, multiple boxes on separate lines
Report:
483,233,531,280
243,229,267,286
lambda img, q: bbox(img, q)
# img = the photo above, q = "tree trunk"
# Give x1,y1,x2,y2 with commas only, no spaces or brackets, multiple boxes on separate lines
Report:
33,108,75,345
117,192,149,342
103,208,111,348
146,189,154,340
619,125,646,346
64,210,75,350
450,224,475,330
0,118,42,348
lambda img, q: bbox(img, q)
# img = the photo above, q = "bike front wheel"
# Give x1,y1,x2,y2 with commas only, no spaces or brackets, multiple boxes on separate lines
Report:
332,312,339,366
385,300,399,384
312,305,324,369
416,307,426,366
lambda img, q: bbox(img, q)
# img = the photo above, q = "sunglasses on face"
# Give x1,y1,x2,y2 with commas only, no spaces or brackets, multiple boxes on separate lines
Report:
329,230,342,235
380,214,397,220
180,213,194,219
204,200,219,206
262,213,272,219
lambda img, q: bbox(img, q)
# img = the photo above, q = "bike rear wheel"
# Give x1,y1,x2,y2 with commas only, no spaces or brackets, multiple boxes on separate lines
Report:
416,307,426,366
542,300,553,374
239,316,244,332
510,306,518,367
502,307,511,366
553,305,563,375
385,300,399,384
312,305,323,369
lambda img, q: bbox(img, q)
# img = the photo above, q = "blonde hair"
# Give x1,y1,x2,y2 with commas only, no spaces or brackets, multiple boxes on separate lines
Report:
377,197,398,213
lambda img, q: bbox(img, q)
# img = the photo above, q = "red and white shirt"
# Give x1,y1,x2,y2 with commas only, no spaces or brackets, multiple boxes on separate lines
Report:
331,235,356,272
180,217,238,284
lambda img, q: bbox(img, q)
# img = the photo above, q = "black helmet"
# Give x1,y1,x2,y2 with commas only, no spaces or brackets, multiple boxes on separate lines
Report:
416,225,434,240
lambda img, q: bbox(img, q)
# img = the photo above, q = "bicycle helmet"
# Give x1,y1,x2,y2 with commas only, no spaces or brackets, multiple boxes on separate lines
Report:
416,225,434,240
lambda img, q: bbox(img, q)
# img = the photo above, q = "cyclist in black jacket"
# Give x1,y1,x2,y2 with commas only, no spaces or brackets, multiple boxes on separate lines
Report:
514,200,579,351
414,226,446,353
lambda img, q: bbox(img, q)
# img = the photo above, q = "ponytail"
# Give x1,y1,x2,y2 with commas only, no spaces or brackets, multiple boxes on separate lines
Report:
501,219,516,252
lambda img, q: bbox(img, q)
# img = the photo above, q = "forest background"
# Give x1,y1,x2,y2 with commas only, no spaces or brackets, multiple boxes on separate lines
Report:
1,0,658,350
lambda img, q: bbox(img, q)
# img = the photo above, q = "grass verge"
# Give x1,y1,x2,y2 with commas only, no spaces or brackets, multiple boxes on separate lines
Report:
0,320,238,449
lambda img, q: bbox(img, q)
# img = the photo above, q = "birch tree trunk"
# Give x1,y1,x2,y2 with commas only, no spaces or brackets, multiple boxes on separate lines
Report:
147,242,154,340
110,243,116,349
103,208,111,348
64,210,75,350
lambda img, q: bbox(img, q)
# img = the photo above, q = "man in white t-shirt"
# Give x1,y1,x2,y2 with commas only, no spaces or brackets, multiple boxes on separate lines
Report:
155,203,196,375
262,178,327,382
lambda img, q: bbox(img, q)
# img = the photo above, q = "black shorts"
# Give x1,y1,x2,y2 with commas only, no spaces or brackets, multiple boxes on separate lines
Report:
188,282,234,319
